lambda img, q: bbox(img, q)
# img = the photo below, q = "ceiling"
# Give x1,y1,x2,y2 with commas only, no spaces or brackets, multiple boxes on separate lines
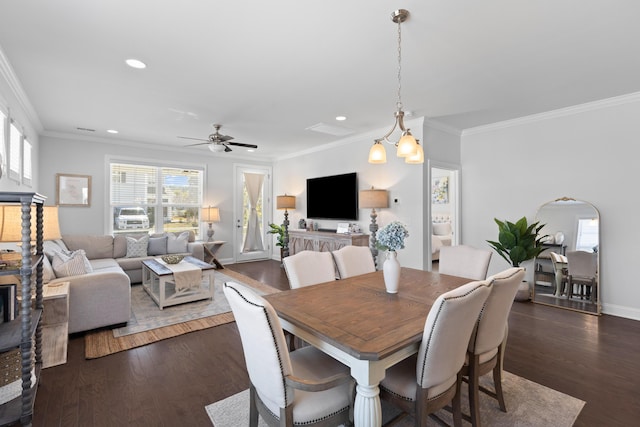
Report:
1,1,640,161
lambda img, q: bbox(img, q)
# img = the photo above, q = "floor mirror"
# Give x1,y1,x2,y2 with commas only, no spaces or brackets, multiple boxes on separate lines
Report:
532,197,601,315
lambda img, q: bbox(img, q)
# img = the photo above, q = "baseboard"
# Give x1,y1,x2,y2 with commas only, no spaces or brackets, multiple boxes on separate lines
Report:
601,303,640,321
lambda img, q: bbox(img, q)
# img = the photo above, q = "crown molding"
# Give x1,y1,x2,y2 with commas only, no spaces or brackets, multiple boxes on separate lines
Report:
0,46,43,132
424,118,462,136
462,91,640,136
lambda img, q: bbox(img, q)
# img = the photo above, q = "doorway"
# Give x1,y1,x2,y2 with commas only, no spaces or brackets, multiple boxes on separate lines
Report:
233,164,272,262
427,162,460,270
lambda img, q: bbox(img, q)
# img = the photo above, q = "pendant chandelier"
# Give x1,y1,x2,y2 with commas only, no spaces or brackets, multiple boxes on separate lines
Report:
368,9,423,165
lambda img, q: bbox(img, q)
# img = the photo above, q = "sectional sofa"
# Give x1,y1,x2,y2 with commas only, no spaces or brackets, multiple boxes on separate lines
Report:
42,231,205,333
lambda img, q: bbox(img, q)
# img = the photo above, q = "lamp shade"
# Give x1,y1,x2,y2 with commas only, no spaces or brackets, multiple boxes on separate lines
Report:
359,189,389,209
368,141,387,164
396,132,419,157
202,206,220,223
0,205,62,242
277,195,296,210
405,140,424,164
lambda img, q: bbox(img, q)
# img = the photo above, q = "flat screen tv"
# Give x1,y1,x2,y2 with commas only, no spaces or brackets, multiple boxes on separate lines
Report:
306,172,358,221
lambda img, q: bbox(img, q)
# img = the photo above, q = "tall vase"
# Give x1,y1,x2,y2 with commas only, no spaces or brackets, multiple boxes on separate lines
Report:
383,250,401,294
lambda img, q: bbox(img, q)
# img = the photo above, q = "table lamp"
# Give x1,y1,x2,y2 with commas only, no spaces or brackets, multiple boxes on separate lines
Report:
358,187,389,268
276,194,296,258
0,205,62,244
201,206,220,242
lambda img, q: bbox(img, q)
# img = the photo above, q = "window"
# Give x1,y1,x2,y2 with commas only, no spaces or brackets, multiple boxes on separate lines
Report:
110,162,204,236
576,218,599,252
22,138,32,186
9,122,21,181
0,109,6,176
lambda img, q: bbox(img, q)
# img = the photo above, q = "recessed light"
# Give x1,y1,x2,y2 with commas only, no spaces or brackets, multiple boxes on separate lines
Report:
247,149,255,152
125,59,146,69
336,116,347,121
107,129,119,134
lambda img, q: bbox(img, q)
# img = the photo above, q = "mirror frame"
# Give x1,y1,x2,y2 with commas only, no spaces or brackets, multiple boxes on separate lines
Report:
532,196,601,315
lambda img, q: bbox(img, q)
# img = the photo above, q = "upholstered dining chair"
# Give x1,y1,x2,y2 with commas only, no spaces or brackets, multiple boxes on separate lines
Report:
566,250,598,302
461,267,525,427
380,279,492,427
331,245,376,279
223,282,354,427
282,250,336,288
549,252,568,297
438,245,493,280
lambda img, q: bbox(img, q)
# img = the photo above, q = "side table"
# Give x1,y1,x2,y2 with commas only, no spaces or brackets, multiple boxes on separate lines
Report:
42,282,69,368
202,241,225,269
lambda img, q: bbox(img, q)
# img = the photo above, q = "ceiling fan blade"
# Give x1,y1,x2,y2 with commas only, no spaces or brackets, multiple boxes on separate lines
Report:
183,142,214,147
227,142,258,149
224,145,232,152
178,136,210,142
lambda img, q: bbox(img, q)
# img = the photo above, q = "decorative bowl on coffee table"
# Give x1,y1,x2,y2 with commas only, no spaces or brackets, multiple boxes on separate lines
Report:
161,254,185,264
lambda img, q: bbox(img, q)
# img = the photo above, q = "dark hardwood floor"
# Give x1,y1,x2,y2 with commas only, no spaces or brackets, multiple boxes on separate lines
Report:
32,260,640,426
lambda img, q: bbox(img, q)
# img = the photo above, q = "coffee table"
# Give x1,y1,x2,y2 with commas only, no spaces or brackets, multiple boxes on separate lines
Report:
141,256,215,310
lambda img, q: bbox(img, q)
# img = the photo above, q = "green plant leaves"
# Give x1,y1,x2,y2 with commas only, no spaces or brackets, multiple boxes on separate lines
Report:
487,216,547,267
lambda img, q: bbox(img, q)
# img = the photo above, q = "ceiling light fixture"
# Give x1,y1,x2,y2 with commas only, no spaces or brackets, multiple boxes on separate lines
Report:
125,58,146,69
107,129,119,134
368,9,422,164
336,116,347,121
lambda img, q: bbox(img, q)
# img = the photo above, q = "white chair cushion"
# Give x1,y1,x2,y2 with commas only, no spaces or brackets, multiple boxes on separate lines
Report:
332,246,375,279
283,250,336,288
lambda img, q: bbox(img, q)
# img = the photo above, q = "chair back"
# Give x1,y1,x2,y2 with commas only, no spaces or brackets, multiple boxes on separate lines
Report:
469,267,524,355
549,251,568,267
283,250,336,288
223,282,293,409
416,280,492,390
566,250,597,279
332,245,376,279
438,245,493,280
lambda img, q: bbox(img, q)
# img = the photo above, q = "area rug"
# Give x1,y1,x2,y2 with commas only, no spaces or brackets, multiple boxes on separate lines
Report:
84,269,278,359
206,371,585,427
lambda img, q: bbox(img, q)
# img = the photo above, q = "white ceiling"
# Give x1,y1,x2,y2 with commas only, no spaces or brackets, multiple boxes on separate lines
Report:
1,1,640,161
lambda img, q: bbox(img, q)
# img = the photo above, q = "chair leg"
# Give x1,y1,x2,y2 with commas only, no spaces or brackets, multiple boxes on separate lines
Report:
452,372,463,427
468,355,481,427
492,361,507,412
249,385,259,427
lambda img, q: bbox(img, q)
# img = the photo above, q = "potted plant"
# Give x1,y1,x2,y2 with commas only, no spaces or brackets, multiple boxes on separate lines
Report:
487,216,547,301
487,216,547,267
267,223,285,261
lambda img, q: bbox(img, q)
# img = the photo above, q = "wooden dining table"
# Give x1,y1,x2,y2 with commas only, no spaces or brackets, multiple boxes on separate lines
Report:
264,267,471,427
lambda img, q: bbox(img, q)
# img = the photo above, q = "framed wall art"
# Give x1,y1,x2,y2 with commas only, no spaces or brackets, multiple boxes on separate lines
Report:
432,176,449,204
56,173,91,206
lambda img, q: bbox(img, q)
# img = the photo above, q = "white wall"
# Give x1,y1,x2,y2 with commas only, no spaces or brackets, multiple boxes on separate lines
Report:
39,134,271,262
273,118,426,269
460,95,640,320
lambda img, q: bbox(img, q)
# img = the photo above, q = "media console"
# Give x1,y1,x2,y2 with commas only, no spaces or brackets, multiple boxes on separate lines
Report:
288,230,369,255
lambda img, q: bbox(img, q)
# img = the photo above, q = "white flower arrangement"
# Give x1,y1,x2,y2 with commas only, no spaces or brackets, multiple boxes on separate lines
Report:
376,221,409,252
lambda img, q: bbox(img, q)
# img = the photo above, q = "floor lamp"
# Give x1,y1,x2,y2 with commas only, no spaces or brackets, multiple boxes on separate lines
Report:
359,188,389,268
276,194,296,258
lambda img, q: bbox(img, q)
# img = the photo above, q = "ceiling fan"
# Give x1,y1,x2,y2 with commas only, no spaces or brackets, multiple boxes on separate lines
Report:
179,124,258,152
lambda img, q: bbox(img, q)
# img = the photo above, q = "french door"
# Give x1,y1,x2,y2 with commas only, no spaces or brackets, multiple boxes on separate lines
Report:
233,164,272,262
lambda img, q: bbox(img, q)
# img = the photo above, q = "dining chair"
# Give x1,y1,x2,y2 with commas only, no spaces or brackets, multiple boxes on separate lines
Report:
549,252,568,296
223,282,354,427
380,279,493,427
331,245,376,279
438,245,493,280
462,267,525,427
566,250,598,301
282,250,336,288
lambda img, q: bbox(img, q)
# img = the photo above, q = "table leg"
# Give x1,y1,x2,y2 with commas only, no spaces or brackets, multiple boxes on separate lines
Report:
350,361,386,427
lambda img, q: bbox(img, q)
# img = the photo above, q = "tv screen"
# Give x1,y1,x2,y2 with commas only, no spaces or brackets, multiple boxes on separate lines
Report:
306,172,358,221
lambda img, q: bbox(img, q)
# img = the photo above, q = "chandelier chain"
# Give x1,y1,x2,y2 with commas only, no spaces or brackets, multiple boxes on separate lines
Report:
396,19,403,110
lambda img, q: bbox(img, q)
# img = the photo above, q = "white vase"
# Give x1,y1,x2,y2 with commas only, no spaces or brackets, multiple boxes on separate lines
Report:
383,250,401,294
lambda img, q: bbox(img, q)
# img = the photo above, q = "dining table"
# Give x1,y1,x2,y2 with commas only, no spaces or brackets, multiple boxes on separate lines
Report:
263,267,471,427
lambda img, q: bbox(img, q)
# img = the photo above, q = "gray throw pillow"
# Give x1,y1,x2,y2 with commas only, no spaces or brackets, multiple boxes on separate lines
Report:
148,235,168,256
126,235,149,258
51,249,93,277
167,231,189,253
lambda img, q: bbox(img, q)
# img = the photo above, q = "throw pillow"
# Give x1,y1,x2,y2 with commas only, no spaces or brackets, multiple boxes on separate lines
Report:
126,235,149,258
167,231,189,253
433,222,452,236
41,254,56,284
52,249,93,277
148,235,168,256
